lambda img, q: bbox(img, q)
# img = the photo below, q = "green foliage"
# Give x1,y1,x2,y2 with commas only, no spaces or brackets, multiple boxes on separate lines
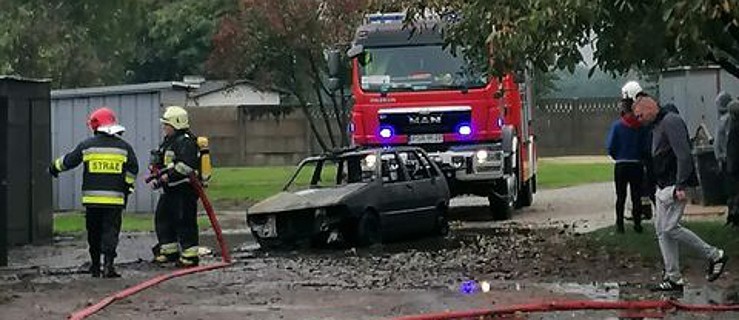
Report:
0,0,230,88
406,0,739,78
126,0,234,82
0,0,147,88
207,0,367,150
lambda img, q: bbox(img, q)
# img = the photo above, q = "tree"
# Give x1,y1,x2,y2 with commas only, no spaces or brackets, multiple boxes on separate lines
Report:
125,0,234,83
0,0,147,88
401,0,739,78
207,0,365,151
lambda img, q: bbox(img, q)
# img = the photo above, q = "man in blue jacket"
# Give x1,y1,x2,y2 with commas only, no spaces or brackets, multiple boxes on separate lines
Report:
607,99,648,233
634,95,728,291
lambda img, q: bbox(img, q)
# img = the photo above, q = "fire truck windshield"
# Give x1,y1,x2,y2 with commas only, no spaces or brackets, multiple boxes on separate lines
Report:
358,45,487,93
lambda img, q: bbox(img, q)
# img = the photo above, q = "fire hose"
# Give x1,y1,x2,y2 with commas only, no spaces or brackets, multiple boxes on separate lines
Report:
68,173,232,320
392,299,739,320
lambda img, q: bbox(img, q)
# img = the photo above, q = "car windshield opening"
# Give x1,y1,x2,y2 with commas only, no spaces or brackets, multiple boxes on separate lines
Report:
285,154,377,191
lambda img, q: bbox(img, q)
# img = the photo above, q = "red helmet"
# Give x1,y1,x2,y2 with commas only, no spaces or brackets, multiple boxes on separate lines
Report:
88,107,125,134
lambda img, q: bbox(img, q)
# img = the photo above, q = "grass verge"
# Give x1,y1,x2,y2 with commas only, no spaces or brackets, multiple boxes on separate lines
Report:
54,213,210,235
207,162,614,202
586,221,739,260
536,162,613,189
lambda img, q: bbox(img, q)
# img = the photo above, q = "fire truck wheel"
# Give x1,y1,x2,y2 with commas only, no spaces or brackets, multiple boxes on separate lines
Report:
516,176,535,208
489,194,513,221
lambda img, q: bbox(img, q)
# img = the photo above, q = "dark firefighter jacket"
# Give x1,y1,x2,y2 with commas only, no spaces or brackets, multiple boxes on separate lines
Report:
157,130,199,193
52,133,139,207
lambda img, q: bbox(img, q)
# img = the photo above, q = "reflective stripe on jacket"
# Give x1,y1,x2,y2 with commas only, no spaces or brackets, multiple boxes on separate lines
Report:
52,133,139,207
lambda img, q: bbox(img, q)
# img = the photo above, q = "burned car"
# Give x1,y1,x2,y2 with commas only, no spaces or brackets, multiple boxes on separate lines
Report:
246,147,450,249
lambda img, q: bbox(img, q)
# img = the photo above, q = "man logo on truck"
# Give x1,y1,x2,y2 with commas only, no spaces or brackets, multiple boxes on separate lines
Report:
409,115,442,125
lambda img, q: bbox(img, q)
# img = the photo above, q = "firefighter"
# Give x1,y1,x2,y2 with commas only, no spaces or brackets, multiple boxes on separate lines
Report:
621,81,654,220
49,107,138,278
150,106,201,267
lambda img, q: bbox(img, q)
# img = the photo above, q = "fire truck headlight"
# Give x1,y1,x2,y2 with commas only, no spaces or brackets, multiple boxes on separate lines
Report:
475,150,489,163
379,126,394,139
458,124,472,136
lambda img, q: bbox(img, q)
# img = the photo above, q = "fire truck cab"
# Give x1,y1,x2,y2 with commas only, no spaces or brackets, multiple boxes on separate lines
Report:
330,12,537,220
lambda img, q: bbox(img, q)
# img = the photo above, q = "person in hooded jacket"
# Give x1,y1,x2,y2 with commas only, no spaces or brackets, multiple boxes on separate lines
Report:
607,99,648,233
725,100,739,226
714,92,732,172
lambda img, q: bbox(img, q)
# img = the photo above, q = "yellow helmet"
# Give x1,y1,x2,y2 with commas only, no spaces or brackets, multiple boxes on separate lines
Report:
161,106,189,130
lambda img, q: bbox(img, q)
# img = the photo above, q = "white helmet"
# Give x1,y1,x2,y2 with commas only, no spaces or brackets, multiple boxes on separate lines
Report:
621,81,643,100
160,106,189,130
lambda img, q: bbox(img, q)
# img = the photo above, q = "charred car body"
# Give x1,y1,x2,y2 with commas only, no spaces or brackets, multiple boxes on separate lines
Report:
246,147,450,249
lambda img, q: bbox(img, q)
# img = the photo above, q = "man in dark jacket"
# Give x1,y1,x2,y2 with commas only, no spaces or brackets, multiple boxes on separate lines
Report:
726,100,739,226
49,107,138,278
607,99,648,233
150,106,201,267
634,96,728,291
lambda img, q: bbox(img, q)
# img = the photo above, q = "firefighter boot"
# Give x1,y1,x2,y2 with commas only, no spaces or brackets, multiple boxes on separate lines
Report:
89,257,101,278
177,247,199,268
154,243,180,264
102,256,121,278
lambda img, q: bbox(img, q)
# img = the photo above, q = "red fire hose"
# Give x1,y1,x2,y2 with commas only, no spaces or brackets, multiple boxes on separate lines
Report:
68,175,232,320
392,299,739,320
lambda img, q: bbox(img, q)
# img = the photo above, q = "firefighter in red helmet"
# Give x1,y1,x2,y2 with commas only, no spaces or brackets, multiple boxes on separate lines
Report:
49,107,139,278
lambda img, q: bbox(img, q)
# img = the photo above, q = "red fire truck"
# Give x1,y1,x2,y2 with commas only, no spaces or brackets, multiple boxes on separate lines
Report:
329,13,537,220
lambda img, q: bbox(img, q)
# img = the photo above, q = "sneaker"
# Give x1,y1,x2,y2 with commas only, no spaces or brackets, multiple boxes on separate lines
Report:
650,278,684,292
707,250,729,282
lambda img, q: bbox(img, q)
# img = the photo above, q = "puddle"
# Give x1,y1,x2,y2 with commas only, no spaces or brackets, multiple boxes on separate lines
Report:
542,281,739,306
540,282,620,301
200,232,253,256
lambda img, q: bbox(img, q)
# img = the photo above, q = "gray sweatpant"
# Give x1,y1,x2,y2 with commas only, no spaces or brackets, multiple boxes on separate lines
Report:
654,186,720,281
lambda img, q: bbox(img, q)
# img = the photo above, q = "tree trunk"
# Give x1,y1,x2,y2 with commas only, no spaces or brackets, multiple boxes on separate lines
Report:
295,94,329,152
314,82,337,148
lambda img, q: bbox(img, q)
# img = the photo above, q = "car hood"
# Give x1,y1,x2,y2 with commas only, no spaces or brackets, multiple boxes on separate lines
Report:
248,183,367,215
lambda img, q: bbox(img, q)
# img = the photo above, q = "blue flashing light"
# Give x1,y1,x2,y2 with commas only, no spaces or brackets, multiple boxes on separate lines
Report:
458,124,472,136
379,126,394,139
459,280,478,295
496,117,505,128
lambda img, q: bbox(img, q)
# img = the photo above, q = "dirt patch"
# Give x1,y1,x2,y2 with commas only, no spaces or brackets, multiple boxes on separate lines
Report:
3,223,737,320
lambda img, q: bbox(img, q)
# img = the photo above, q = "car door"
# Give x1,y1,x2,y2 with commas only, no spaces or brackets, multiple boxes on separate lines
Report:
398,150,439,233
377,151,417,237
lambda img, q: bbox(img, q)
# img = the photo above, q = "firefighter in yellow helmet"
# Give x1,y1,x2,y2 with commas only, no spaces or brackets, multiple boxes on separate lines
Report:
149,106,201,267
49,107,138,278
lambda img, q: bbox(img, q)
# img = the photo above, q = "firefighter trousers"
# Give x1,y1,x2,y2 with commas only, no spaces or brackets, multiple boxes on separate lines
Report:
155,190,199,253
86,207,122,262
